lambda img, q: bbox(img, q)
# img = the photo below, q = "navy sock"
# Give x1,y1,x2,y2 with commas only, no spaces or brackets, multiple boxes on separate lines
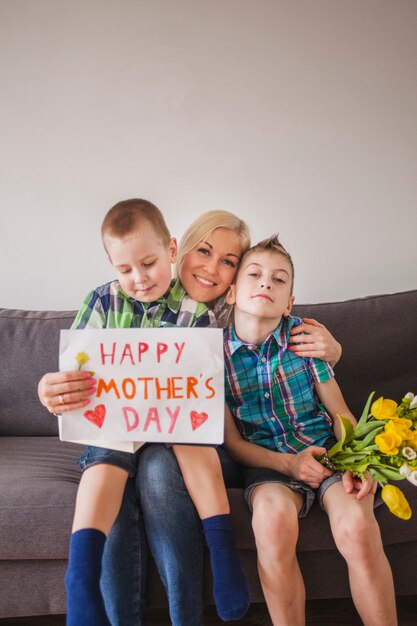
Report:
202,514,250,621
65,528,111,626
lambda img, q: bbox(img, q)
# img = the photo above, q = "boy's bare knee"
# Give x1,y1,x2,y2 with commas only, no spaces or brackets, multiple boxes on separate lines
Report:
252,488,299,551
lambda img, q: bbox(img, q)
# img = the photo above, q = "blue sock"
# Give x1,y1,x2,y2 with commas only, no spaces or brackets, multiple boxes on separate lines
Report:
65,528,111,626
202,514,250,621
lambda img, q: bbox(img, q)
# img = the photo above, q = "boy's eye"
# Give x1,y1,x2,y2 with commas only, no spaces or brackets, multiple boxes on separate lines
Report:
273,277,286,283
119,269,131,274
143,260,156,268
248,272,259,278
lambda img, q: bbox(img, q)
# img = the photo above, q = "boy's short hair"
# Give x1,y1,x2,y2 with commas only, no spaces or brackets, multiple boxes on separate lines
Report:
101,198,171,246
242,234,295,293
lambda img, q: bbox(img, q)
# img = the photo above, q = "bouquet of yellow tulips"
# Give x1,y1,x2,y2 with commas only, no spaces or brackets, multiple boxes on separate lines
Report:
321,392,417,519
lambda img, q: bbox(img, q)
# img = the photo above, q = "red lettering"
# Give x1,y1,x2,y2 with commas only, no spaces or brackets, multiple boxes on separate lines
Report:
120,343,134,365
166,406,180,433
156,342,168,362
143,407,162,432
100,342,116,365
174,342,185,363
123,407,139,432
138,342,149,361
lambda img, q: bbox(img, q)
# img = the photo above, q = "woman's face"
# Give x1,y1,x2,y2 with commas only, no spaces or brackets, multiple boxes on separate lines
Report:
179,227,243,303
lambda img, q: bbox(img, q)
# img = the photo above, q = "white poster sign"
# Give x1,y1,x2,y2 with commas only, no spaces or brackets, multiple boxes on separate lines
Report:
58,328,225,452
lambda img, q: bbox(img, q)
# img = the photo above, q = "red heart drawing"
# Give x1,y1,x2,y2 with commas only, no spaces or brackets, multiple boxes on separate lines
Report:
190,410,208,431
84,404,106,429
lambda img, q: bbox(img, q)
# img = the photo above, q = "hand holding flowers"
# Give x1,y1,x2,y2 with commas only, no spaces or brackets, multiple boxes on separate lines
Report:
321,392,417,519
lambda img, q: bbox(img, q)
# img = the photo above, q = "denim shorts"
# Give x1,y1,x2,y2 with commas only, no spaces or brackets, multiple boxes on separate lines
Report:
244,466,343,518
244,436,343,518
78,445,139,477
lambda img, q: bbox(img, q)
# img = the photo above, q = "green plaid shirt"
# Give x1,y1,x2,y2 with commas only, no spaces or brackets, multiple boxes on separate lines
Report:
71,279,216,330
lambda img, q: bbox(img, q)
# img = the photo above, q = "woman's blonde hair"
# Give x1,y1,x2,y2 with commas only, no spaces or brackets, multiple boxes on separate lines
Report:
176,209,251,273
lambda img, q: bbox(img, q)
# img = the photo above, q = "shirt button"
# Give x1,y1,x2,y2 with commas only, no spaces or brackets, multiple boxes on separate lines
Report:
264,392,270,399
261,357,266,363
277,441,283,447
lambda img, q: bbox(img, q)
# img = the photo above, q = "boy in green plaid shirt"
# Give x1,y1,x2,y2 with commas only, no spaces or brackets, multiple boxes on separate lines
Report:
223,235,397,626
64,199,249,626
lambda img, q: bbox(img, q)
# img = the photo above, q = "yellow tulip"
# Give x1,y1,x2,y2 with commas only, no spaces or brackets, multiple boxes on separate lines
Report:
375,431,402,455
385,419,413,441
406,431,417,451
371,397,398,420
381,485,412,520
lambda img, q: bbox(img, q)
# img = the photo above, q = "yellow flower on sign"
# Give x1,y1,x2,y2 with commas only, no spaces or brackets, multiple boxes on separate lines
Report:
381,485,412,520
75,352,90,369
371,397,398,420
375,431,402,455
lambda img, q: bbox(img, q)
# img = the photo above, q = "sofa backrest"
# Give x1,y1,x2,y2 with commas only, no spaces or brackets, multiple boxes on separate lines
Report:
0,308,76,436
1,290,416,436
293,290,417,416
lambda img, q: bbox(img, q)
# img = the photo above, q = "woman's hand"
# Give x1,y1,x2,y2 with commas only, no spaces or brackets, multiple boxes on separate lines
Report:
289,317,342,366
38,371,97,414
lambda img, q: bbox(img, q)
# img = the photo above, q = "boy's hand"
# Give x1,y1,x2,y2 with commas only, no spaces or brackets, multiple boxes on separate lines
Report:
285,446,332,488
342,470,377,500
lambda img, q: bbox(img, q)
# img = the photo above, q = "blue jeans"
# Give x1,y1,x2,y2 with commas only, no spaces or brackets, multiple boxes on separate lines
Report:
100,444,243,626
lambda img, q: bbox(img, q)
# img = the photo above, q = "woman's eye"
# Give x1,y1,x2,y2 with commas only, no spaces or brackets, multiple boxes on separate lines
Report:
223,258,236,268
197,247,210,255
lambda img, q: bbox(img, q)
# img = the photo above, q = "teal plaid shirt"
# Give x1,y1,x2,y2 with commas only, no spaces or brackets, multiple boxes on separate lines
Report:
71,278,217,330
224,316,334,453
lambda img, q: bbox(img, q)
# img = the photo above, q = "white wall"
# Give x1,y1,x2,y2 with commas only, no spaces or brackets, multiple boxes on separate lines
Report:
1,0,416,310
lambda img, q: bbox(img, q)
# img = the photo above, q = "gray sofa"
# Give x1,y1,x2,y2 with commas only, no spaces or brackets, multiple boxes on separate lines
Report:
1,290,417,619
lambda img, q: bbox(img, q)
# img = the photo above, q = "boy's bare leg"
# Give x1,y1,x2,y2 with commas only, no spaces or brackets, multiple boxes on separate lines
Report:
173,445,249,621
323,482,397,626
173,445,229,517
72,464,129,533
66,464,129,626
251,483,305,626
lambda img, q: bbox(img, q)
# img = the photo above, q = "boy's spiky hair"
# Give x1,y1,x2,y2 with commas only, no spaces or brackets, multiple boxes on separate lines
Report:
242,234,295,292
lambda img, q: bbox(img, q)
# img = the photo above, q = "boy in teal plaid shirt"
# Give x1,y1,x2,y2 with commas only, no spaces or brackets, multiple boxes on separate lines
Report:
223,235,397,626
64,199,249,625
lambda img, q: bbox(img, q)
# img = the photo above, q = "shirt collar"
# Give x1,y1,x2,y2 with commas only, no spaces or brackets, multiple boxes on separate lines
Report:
225,316,298,355
116,278,178,311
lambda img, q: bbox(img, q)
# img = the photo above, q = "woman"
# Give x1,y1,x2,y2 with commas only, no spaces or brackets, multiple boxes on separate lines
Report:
38,210,341,625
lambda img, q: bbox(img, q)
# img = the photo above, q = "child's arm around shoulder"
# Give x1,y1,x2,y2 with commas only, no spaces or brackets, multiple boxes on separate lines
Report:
224,406,332,489
315,378,376,500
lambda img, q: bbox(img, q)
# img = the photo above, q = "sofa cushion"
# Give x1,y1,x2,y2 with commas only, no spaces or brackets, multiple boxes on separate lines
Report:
0,309,76,436
0,437,81,560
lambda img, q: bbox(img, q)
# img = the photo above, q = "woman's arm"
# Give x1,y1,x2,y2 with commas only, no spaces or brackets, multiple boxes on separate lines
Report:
289,317,342,367
224,406,331,489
